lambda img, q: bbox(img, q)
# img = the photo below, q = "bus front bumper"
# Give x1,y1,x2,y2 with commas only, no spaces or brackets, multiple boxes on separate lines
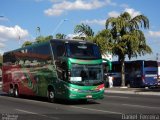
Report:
67,90,104,100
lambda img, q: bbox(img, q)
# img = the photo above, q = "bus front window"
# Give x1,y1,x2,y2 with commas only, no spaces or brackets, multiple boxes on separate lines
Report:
70,64,103,86
66,42,101,59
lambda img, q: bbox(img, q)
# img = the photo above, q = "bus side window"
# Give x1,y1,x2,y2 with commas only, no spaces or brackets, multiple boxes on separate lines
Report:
56,45,65,58
52,42,65,60
32,44,52,65
4,52,16,65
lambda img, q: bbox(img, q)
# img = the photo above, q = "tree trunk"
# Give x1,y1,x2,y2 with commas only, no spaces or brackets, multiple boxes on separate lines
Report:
121,58,125,87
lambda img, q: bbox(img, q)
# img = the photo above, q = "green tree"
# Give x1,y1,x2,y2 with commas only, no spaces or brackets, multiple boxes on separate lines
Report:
36,35,53,43
22,41,32,47
93,29,113,55
74,23,94,38
22,35,53,47
36,36,46,43
55,33,66,39
45,35,53,41
106,12,152,86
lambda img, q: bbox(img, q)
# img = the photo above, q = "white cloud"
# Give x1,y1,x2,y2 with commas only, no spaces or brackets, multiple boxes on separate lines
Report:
45,9,63,16
44,0,114,16
67,33,78,39
67,33,86,39
80,7,142,27
0,25,29,42
0,43,5,48
148,30,160,38
106,8,141,19
108,11,120,17
81,19,106,26
124,8,141,18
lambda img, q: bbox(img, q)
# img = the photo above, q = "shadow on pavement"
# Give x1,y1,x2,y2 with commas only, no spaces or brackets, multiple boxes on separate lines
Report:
0,92,100,105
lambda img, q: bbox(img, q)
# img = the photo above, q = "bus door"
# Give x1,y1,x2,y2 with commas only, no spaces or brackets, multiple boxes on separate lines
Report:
53,41,67,97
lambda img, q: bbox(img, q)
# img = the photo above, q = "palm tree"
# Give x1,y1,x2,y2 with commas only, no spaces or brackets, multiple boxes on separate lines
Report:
74,23,94,38
106,12,152,87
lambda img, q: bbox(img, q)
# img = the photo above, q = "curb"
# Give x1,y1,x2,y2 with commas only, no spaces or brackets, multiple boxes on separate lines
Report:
105,90,160,96
105,90,135,94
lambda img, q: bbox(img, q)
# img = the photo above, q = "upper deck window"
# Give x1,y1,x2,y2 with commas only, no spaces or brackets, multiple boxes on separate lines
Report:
66,42,101,59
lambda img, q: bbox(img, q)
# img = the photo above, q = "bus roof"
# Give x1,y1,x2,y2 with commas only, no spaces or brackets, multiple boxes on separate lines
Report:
3,39,95,55
50,39,94,44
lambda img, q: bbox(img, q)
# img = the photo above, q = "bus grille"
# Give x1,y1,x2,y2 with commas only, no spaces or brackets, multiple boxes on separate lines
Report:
78,89,100,93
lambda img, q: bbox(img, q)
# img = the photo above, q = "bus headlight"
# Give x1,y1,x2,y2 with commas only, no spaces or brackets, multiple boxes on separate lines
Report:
64,85,79,92
69,87,79,92
96,84,105,91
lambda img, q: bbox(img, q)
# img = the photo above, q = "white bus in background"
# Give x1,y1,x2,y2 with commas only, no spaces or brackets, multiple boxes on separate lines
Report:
158,62,160,85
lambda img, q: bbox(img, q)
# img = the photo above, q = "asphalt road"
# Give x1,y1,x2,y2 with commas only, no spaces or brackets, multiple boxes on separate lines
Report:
0,92,160,120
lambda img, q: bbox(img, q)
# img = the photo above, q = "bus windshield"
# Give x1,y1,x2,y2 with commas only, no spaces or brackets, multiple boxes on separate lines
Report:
66,42,101,59
144,61,158,68
70,64,103,86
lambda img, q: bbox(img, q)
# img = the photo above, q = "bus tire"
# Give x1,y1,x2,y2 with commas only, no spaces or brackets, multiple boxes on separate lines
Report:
14,86,19,97
48,89,56,103
9,85,14,97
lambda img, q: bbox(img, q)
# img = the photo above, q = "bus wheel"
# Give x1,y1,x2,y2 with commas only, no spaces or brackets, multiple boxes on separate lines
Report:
48,89,56,103
14,87,19,97
9,87,14,96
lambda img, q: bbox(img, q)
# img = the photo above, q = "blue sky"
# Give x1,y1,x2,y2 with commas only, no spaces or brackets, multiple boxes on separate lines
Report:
0,0,160,61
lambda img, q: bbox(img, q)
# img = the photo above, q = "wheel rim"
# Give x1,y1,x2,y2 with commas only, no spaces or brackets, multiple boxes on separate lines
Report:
49,91,54,99
48,90,56,103
10,88,14,94
15,88,19,97
9,88,14,96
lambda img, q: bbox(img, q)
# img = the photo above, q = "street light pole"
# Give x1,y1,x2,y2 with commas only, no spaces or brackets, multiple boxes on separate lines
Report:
52,19,68,38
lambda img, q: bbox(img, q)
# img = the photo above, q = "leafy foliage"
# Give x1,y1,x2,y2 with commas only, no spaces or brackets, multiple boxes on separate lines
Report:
36,35,53,43
21,41,32,48
74,23,94,37
55,33,66,39
93,29,113,55
21,35,53,47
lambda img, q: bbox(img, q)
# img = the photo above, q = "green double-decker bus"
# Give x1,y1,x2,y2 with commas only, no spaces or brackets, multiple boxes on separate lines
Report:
3,39,105,102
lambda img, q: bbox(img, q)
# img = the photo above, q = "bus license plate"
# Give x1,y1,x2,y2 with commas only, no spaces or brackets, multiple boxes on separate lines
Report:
86,95,92,98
